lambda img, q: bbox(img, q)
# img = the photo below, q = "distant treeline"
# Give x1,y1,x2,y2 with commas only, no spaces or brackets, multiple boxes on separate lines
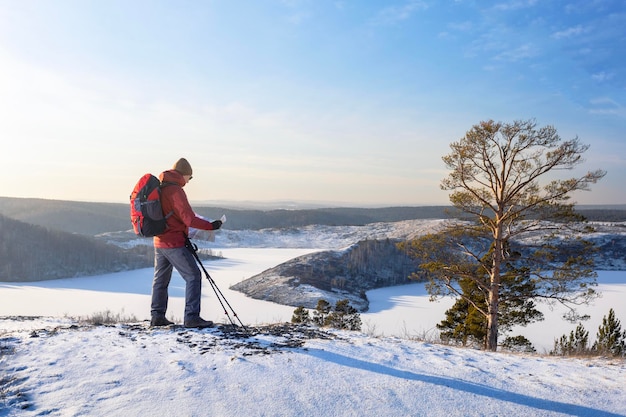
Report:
195,206,457,230
2,197,624,236
0,214,152,282
574,209,626,223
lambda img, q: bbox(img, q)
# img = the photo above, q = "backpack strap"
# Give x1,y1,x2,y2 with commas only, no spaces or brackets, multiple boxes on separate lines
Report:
159,181,177,219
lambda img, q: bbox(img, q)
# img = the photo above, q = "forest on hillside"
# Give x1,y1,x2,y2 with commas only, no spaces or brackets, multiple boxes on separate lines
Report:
0,214,152,282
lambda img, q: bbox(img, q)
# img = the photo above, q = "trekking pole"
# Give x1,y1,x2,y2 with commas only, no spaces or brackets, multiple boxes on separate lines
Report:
185,238,250,335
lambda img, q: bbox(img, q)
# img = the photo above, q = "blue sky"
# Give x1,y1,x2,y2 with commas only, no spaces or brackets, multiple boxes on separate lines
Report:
0,0,624,206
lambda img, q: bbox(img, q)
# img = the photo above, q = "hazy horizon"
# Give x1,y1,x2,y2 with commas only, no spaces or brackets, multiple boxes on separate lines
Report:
3,194,626,211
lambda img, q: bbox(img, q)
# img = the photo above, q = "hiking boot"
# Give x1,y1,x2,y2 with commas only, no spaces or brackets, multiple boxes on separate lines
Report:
184,317,214,329
150,316,175,327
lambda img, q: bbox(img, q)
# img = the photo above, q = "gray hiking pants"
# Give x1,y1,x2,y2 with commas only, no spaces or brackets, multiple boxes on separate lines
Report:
151,246,202,321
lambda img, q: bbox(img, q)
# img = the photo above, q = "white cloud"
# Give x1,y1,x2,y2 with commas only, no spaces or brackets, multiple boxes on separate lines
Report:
591,71,614,83
492,0,538,11
493,43,537,62
588,96,626,117
374,0,428,25
448,21,473,32
552,25,587,40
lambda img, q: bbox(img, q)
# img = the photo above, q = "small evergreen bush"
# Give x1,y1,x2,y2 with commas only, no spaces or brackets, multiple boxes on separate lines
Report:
551,308,625,357
292,299,361,331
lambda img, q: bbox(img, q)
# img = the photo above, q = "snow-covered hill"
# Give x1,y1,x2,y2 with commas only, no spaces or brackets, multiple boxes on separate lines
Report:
99,219,448,250
1,317,624,417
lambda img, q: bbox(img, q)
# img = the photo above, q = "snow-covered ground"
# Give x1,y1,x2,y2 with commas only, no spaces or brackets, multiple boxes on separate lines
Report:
2,316,625,417
2,226,626,416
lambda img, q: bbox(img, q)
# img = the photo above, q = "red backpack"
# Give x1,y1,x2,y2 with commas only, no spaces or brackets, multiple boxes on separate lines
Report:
129,174,171,237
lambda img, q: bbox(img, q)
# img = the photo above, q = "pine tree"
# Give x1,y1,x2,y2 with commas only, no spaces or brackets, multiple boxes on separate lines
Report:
551,323,590,356
312,299,331,326
291,306,310,324
501,335,536,353
437,277,487,348
344,310,362,332
436,243,543,349
325,299,362,331
592,309,625,357
406,119,605,351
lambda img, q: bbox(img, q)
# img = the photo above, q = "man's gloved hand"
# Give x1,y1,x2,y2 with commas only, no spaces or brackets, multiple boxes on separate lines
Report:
211,220,222,230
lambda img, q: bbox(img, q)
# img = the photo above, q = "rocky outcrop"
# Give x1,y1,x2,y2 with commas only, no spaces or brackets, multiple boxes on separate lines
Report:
231,239,422,311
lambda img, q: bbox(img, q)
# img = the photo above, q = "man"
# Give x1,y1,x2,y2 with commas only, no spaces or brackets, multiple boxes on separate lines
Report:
150,158,222,328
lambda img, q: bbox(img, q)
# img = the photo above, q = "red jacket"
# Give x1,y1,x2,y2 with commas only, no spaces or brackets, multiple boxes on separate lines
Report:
153,169,216,248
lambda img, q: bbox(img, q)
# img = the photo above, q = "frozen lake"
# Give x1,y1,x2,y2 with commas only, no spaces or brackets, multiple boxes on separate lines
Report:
1,247,624,352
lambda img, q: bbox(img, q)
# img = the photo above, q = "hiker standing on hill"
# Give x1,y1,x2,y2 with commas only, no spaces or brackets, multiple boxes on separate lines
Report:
151,158,222,328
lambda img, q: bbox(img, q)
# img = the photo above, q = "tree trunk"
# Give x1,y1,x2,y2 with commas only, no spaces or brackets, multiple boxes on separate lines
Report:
487,230,503,351
487,289,499,351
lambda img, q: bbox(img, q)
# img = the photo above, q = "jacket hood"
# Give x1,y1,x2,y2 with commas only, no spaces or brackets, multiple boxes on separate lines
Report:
159,169,186,187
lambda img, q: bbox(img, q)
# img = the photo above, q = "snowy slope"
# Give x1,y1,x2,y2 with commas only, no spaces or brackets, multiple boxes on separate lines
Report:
1,317,625,417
